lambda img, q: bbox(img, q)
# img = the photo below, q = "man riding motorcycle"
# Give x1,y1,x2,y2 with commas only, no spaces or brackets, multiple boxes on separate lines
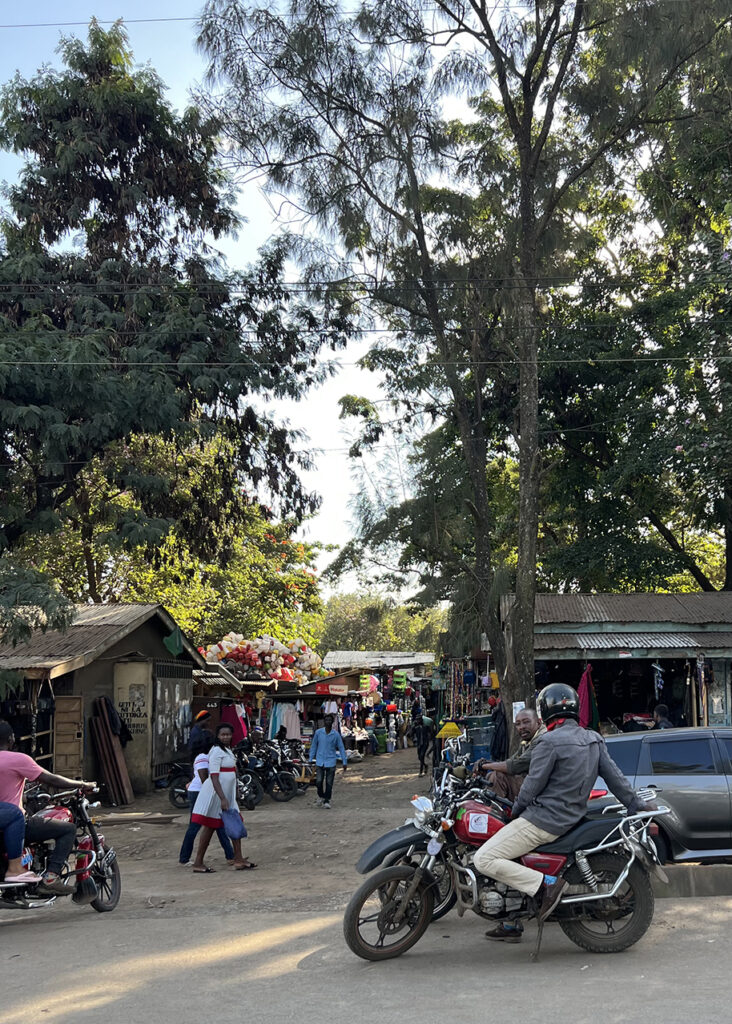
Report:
0,721,96,894
473,683,656,938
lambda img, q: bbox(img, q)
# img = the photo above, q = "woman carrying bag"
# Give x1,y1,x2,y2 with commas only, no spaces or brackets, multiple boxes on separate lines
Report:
191,723,256,873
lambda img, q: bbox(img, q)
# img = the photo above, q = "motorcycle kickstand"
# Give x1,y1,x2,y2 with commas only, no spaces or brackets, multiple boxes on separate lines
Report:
530,918,544,963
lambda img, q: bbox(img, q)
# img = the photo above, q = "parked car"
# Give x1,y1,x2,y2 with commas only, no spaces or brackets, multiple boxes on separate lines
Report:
598,727,732,863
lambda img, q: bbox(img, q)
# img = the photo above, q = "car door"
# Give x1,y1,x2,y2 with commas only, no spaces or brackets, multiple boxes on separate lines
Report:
635,733,732,853
713,731,732,836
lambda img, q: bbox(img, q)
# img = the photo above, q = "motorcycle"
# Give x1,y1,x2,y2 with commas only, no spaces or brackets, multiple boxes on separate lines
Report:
234,742,297,803
0,787,121,913
344,786,668,961
166,760,193,809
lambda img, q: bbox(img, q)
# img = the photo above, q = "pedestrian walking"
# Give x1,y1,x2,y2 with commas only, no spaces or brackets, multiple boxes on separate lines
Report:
190,724,255,872
178,734,235,867
309,714,347,809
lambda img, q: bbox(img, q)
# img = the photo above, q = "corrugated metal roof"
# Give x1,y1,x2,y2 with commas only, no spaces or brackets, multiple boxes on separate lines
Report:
501,593,732,625
534,631,732,652
323,650,435,671
0,603,203,677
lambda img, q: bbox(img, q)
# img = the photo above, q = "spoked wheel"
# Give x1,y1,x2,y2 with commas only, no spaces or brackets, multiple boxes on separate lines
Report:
91,846,122,913
558,853,654,953
344,865,434,961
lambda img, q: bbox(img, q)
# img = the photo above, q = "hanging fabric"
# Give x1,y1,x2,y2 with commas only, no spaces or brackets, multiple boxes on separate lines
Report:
578,663,600,732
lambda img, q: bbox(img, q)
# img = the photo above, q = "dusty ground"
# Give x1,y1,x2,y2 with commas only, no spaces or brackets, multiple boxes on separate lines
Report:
4,751,732,1024
99,747,431,917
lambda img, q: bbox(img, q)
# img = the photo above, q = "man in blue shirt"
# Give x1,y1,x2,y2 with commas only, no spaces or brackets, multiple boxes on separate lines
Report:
309,715,347,808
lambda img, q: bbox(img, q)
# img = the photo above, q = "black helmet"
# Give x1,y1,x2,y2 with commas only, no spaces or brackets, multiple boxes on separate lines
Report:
538,683,580,724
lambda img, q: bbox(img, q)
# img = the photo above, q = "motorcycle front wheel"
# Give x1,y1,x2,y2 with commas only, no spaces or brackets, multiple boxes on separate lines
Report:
91,846,121,913
558,852,654,953
268,772,297,802
343,865,434,961
239,772,265,807
395,850,456,921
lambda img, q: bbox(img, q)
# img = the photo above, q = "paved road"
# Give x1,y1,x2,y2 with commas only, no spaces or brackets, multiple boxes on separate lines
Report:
3,896,732,1024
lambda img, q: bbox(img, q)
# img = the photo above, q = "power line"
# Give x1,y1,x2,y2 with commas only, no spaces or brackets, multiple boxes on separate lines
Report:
0,2,709,30
0,353,729,367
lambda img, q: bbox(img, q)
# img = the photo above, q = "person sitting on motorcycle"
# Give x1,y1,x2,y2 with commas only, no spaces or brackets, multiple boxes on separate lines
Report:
0,799,41,884
473,684,653,941
0,721,96,894
474,709,546,803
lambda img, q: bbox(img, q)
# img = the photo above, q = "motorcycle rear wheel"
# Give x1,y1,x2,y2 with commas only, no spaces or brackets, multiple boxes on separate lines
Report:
168,774,191,809
558,852,654,953
344,865,434,961
91,846,121,913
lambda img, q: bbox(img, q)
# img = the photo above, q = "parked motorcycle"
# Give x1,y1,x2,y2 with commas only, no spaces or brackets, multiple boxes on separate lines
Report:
344,786,668,961
165,760,193,809
0,788,121,913
234,742,297,803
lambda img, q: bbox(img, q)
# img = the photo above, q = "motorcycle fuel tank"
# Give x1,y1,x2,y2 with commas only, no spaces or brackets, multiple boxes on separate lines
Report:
35,805,73,823
453,801,505,846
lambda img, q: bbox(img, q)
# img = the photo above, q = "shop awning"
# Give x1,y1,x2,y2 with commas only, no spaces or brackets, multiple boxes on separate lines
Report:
534,631,732,659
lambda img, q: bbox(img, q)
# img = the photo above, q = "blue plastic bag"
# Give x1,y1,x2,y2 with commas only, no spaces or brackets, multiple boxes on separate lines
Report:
221,807,247,840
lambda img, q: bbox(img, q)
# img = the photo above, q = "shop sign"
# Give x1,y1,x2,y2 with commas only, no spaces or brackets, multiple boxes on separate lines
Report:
315,683,349,695
618,651,633,659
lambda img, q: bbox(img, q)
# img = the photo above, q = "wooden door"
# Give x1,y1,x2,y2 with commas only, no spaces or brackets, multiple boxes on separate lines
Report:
53,695,84,777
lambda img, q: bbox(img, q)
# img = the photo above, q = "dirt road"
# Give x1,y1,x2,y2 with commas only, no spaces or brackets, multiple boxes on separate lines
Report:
4,750,732,1024
92,746,430,916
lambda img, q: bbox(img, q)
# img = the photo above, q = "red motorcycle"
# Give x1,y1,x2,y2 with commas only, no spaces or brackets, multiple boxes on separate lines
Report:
345,785,668,961
0,788,120,913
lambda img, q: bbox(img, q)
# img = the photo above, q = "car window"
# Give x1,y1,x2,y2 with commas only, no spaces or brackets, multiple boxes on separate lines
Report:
648,738,716,775
605,739,640,778
717,737,732,772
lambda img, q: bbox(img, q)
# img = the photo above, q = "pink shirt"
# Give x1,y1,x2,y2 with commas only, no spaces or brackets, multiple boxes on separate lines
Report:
0,750,43,809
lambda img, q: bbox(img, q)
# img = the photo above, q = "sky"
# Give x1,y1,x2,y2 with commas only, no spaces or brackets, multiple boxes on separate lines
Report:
0,1,389,585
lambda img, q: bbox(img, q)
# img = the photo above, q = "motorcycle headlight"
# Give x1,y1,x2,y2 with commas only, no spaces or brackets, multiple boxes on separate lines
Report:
410,795,434,826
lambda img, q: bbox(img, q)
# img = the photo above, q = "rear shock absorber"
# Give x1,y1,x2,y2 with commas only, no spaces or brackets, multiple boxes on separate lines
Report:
575,851,598,891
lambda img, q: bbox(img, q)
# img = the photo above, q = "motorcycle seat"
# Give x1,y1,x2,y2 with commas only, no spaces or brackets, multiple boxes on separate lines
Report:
534,815,624,855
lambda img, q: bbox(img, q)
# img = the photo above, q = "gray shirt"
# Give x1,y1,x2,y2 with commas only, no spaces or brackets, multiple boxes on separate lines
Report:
512,719,643,835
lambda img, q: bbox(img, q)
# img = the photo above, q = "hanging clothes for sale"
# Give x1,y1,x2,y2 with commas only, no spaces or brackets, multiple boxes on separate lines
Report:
578,663,600,732
280,703,302,739
491,700,508,761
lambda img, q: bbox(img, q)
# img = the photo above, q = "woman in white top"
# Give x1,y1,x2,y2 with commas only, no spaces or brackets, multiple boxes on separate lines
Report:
191,723,255,872
178,735,235,866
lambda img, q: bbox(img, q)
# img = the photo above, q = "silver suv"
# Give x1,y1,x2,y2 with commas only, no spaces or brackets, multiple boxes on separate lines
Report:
600,727,732,863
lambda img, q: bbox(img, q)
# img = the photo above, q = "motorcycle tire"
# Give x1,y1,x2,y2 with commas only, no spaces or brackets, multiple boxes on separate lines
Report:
168,774,191,810
269,772,298,802
344,864,434,961
91,846,122,913
239,772,265,807
558,852,654,954
394,850,456,921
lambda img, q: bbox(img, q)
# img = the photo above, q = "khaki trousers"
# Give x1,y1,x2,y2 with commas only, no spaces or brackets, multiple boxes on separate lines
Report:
473,816,560,896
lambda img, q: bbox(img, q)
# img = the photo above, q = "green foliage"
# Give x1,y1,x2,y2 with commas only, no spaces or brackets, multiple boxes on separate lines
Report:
318,592,446,656
14,435,324,647
0,20,354,624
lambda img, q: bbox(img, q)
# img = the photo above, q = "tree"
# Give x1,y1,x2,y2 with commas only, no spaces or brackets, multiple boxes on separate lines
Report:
198,0,730,710
318,593,446,655
0,20,354,642
11,434,324,646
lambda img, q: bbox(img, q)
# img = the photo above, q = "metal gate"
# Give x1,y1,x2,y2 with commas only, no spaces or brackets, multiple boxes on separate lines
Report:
152,659,193,778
